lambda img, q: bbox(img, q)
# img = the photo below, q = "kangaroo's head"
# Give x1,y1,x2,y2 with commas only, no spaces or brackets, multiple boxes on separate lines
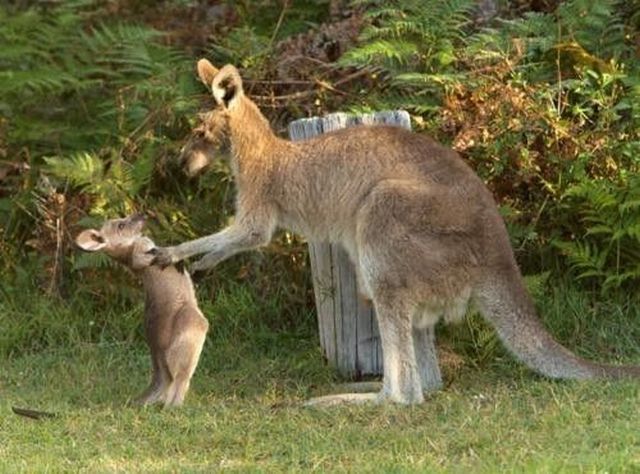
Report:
179,59,245,177
181,59,275,178
179,113,221,177
75,214,155,271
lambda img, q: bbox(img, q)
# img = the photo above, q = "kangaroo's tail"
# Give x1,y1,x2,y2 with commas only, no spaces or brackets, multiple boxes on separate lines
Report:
473,269,640,380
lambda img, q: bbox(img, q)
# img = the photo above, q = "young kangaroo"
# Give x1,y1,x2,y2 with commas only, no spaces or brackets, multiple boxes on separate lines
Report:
153,58,640,405
76,214,209,408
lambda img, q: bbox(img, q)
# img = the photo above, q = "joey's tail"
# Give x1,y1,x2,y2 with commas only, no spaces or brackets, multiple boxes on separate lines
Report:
474,270,640,380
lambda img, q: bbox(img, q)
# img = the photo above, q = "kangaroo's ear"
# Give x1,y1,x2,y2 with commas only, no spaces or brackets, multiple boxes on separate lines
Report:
75,229,107,252
197,58,219,88
211,64,244,109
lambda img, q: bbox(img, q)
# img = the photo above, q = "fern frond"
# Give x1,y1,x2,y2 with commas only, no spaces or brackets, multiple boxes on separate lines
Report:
125,152,156,196
73,252,116,271
43,153,104,188
340,40,417,67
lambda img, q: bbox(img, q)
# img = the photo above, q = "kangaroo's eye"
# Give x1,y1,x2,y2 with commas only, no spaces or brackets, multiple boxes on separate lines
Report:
118,222,126,231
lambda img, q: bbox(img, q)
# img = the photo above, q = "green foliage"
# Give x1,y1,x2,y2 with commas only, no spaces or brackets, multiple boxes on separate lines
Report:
554,175,640,291
0,7,195,154
0,1,204,285
557,0,626,60
341,0,475,113
210,0,332,73
211,25,272,71
344,0,640,290
233,0,331,40
0,2,316,303
2,0,640,360
43,150,156,215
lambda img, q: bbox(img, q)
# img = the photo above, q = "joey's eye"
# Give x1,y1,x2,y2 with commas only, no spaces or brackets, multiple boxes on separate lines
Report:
118,222,126,231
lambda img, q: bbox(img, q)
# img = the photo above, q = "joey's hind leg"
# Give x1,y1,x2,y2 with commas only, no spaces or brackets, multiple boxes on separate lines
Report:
136,353,171,406
163,324,207,408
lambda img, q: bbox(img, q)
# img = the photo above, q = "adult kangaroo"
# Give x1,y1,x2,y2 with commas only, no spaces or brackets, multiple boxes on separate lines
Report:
153,58,640,405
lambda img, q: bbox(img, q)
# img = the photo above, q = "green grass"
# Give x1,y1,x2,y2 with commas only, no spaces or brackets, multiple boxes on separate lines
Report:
2,280,640,472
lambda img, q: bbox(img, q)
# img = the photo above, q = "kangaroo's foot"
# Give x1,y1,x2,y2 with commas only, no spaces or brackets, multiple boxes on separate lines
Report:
303,392,379,407
134,377,170,407
335,381,383,393
303,381,382,407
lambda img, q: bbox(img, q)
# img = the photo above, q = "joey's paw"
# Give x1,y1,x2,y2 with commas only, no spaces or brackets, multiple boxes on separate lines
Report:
149,246,179,268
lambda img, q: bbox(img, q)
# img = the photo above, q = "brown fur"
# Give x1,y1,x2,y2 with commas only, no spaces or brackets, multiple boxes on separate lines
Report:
153,59,640,404
76,214,208,408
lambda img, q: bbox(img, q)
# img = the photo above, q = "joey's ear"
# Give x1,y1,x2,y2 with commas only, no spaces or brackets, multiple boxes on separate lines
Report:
75,229,107,252
197,58,219,87
211,64,244,109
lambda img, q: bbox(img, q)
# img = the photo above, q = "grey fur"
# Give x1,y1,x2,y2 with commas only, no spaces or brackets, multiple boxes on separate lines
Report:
75,214,208,407
154,59,639,405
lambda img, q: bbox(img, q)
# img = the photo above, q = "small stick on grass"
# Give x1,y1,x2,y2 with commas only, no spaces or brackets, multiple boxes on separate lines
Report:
12,407,57,420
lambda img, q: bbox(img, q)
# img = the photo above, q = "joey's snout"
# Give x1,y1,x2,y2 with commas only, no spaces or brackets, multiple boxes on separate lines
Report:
126,212,148,234
130,213,147,226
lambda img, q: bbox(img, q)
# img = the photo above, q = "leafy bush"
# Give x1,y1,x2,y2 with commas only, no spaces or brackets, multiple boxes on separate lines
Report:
555,174,640,292
340,0,475,113
0,1,315,328
0,2,202,293
343,0,640,290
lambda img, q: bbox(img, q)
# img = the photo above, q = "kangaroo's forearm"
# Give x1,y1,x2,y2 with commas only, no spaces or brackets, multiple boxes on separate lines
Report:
190,245,244,271
171,227,235,261
173,222,273,261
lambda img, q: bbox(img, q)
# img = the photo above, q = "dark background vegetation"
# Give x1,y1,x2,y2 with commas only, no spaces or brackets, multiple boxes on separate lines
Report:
1,0,639,364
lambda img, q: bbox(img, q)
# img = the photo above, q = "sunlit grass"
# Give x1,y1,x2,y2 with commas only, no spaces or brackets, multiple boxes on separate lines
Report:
2,280,639,472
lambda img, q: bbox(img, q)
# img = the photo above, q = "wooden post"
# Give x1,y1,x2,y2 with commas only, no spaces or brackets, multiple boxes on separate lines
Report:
288,110,411,378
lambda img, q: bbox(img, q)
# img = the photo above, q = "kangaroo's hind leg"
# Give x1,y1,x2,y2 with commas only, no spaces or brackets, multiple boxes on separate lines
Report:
412,320,442,393
305,295,424,407
373,296,424,404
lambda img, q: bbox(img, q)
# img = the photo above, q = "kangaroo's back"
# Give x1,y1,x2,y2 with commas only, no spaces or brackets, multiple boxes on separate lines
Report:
273,125,495,241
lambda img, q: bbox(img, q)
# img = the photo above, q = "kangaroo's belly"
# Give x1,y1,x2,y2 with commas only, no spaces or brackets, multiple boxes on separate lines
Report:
277,208,356,244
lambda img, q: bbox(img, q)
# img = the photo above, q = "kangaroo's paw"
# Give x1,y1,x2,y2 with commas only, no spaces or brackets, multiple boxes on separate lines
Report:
149,246,179,268
191,251,221,272
303,392,380,407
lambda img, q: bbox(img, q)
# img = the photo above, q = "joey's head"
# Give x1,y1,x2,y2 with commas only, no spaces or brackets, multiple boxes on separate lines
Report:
75,214,156,271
